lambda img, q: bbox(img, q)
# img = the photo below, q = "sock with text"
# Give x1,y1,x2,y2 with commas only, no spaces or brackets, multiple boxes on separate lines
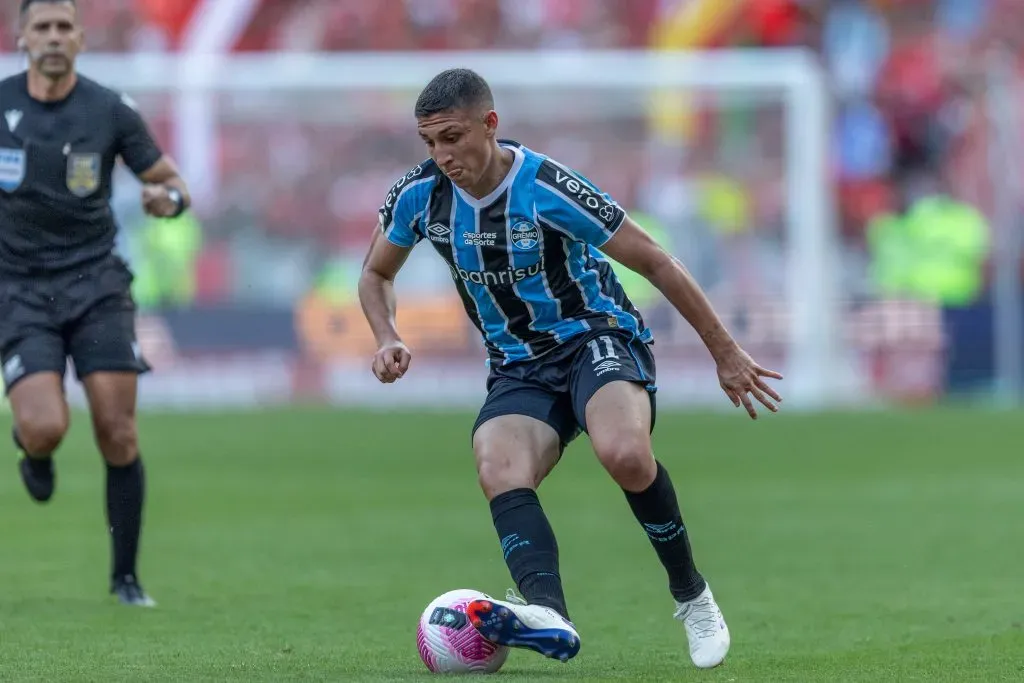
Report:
624,461,707,602
490,488,570,620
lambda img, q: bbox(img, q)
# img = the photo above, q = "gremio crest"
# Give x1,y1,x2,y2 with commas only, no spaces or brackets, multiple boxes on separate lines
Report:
66,153,100,197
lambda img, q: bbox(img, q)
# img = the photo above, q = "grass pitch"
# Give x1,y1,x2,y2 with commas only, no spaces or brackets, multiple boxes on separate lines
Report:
1,407,1022,681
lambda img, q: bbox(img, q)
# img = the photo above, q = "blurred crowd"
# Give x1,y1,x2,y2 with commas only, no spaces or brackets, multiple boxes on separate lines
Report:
6,0,1019,310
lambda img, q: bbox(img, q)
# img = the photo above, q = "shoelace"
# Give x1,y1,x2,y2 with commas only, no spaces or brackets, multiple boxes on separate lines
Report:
503,588,578,631
504,588,527,606
674,596,720,639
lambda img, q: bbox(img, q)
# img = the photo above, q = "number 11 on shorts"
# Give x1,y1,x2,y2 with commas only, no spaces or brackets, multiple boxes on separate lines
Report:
588,336,618,363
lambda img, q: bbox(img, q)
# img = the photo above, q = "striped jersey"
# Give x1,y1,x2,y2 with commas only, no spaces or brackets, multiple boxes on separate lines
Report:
378,139,651,367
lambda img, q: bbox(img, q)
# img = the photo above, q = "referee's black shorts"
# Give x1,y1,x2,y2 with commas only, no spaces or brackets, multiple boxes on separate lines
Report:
0,254,150,394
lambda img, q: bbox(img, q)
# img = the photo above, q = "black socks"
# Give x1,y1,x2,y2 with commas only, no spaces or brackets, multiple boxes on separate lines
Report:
489,488,570,620
106,457,145,581
623,461,707,602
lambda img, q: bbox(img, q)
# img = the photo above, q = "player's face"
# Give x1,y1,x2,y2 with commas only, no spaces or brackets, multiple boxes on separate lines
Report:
22,2,83,78
417,108,498,189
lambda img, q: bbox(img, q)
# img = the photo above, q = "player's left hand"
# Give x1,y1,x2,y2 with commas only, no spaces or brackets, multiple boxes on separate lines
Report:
141,184,178,217
715,346,783,419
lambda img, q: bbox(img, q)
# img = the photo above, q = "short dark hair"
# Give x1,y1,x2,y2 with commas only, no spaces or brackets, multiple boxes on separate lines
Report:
21,0,75,15
414,68,494,118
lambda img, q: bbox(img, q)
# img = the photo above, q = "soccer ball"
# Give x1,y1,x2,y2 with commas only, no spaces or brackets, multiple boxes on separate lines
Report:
416,589,510,674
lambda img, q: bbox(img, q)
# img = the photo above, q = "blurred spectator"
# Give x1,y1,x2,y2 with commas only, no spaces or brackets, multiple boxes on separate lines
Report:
5,0,1011,309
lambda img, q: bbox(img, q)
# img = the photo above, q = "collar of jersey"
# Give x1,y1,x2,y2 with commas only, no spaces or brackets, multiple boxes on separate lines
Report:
453,143,525,210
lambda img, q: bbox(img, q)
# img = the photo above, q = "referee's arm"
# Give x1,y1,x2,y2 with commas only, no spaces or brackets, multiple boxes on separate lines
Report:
115,93,191,218
137,156,191,218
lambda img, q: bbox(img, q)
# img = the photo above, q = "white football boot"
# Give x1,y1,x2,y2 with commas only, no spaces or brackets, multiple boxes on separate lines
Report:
674,584,730,668
467,589,581,662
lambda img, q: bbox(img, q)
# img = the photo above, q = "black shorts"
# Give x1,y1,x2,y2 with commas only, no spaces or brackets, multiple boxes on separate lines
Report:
0,254,150,394
472,328,657,449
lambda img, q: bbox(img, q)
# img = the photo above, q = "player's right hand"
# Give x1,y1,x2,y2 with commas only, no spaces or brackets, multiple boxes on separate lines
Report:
372,341,412,383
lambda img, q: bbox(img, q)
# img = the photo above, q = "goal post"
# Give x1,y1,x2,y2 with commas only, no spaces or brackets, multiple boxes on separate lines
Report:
0,50,847,410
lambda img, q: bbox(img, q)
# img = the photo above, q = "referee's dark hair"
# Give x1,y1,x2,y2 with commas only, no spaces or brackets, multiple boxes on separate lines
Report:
415,68,494,118
20,0,75,15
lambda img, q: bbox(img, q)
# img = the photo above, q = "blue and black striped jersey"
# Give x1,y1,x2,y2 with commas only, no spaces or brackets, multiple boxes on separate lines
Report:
378,139,652,367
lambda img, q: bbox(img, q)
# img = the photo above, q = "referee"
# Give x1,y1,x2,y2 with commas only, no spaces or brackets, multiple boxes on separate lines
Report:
1,0,192,607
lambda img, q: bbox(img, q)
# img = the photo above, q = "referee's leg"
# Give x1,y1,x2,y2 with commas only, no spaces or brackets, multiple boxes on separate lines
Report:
68,262,155,607
8,372,70,503
1,292,71,503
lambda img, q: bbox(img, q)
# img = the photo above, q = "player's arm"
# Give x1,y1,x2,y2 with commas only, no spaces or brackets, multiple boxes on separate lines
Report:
535,160,782,417
114,93,190,218
600,218,783,418
358,172,427,383
359,225,415,383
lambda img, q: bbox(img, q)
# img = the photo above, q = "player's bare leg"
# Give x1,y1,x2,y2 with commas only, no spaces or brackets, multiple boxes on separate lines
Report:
586,380,730,669
10,372,69,503
82,371,154,607
466,415,581,662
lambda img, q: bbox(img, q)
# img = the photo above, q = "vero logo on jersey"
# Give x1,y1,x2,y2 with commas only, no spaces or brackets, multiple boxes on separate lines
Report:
510,221,539,250
554,170,618,223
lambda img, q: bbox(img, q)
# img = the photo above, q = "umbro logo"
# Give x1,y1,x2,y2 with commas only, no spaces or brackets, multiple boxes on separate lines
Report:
594,360,621,376
426,222,451,244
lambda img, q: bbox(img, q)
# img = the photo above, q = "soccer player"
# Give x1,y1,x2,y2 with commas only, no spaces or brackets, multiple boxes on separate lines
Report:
0,0,191,607
359,69,782,669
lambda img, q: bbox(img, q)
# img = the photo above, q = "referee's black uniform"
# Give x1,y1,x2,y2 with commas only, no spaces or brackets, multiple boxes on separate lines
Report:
4,0,191,609
0,72,159,386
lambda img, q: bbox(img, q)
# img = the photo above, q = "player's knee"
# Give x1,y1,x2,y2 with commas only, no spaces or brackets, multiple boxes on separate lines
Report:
593,434,656,492
15,410,68,456
474,447,539,500
93,416,139,467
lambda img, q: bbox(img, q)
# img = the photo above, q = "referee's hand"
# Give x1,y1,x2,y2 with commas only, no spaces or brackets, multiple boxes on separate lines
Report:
141,184,179,217
372,341,412,384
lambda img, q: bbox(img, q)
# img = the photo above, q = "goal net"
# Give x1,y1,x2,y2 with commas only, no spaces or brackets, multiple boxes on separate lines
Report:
0,50,944,411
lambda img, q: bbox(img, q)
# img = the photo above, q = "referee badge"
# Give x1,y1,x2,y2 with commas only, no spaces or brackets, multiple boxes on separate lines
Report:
66,153,101,197
0,147,25,192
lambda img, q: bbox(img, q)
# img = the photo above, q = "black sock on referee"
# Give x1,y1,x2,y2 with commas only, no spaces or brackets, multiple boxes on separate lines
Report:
106,457,146,581
624,461,707,602
490,488,571,621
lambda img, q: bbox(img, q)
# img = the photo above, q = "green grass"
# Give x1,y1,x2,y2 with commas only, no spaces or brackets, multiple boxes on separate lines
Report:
1,407,1023,681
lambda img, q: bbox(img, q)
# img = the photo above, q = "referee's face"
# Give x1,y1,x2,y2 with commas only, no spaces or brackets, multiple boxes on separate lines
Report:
21,1,82,78
417,108,497,190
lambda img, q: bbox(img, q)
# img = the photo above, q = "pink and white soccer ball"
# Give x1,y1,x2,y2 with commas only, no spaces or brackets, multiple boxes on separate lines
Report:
416,589,510,674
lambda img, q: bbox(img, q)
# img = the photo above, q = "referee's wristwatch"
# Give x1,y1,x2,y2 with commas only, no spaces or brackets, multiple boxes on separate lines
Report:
166,187,185,217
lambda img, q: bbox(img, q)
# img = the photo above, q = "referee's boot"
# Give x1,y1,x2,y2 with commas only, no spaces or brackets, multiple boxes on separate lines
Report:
14,429,55,503
111,574,156,608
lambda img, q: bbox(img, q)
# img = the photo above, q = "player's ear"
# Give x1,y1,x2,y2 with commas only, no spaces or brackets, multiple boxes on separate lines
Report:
483,110,499,135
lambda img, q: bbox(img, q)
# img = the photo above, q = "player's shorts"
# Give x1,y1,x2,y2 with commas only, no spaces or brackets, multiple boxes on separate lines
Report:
472,328,657,450
0,254,150,394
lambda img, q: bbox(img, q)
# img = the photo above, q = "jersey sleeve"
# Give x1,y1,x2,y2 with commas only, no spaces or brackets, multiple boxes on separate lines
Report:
534,159,626,247
378,165,432,248
114,93,164,175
